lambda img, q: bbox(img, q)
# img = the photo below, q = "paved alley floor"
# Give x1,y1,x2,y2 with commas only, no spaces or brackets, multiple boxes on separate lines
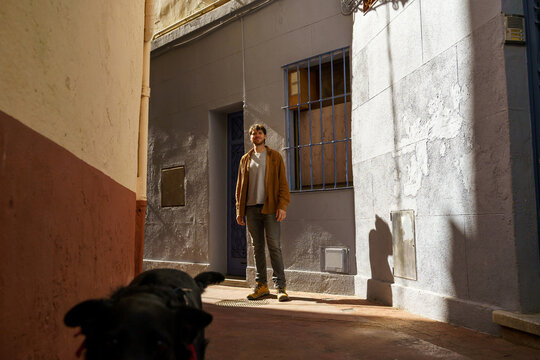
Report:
202,285,540,359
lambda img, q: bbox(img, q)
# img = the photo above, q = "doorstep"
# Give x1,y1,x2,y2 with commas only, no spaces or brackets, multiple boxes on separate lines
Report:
493,310,540,349
221,276,248,288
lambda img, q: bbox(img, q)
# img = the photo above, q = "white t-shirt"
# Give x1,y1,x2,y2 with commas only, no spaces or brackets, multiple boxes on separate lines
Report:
246,150,266,205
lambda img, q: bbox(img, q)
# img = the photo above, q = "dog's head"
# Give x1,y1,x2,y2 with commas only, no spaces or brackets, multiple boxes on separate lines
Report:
64,292,212,360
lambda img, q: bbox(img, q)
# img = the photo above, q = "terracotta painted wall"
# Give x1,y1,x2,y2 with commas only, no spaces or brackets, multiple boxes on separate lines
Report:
0,112,137,358
0,0,145,358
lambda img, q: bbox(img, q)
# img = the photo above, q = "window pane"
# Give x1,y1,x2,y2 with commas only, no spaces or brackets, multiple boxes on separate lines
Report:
296,102,351,189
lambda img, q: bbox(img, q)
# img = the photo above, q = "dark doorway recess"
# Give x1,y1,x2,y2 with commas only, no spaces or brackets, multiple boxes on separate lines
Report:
227,111,247,277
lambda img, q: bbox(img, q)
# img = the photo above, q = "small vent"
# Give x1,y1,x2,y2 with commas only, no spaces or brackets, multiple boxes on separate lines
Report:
323,247,349,274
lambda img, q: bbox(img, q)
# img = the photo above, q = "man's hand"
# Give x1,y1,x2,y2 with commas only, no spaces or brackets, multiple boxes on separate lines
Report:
276,209,287,222
236,215,245,226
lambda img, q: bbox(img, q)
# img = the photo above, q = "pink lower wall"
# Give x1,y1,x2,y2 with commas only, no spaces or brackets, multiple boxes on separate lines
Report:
0,110,136,359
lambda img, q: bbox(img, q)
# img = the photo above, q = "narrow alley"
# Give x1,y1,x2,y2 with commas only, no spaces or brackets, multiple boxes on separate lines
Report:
202,286,540,359
4,1,540,358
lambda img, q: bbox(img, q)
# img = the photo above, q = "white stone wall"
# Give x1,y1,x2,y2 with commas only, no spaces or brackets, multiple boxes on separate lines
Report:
351,0,527,333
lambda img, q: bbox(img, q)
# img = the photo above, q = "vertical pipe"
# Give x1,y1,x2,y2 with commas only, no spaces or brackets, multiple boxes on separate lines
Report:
308,58,314,189
343,48,350,187
285,67,292,190
296,63,302,189
319,55,325,190
135,0,154,275
330,51,337,188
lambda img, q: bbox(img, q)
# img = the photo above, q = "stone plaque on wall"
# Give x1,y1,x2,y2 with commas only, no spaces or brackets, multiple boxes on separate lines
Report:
161,166,185,207
391,210,417,280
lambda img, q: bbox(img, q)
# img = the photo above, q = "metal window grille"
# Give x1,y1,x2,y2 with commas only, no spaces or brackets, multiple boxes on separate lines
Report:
283,47,352,191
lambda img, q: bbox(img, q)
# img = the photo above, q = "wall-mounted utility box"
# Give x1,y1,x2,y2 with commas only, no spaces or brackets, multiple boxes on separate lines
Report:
322,247,349,273
161,166,185,207
391,210,417,280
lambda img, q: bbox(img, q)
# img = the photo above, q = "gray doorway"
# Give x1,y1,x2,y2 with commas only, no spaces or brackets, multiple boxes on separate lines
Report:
524,0,540,253
227,111,247,276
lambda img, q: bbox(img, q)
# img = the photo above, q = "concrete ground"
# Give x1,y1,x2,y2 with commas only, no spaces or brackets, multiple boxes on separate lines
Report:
202,285,540,359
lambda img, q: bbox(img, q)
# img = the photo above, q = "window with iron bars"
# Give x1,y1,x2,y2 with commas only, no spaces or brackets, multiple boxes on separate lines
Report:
283,47,352,191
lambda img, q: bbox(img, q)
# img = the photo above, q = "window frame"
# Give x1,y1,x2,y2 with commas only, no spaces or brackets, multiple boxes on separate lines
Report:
282,47,352,192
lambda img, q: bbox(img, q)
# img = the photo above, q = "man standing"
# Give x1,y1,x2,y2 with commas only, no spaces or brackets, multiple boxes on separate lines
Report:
236,123,291,301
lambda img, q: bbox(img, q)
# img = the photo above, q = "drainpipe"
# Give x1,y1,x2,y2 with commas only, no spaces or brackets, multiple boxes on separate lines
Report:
135,0,154,275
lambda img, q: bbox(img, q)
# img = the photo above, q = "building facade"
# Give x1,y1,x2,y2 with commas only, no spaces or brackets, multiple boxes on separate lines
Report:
146,0,540,334
146,0,356,294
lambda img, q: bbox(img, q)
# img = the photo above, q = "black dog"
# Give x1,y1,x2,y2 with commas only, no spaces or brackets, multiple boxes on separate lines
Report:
64,268,224,360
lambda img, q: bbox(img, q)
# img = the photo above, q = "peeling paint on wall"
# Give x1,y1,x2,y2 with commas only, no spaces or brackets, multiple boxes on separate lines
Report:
427,83,466,140
400,140,428,197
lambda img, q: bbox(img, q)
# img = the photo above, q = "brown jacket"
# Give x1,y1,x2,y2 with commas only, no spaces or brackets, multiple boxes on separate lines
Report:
236,146,290,218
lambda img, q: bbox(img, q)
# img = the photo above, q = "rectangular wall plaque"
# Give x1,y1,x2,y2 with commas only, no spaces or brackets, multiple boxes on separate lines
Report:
161,166,185,207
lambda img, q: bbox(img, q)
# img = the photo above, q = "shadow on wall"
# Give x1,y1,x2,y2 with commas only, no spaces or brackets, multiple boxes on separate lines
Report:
449,218,475,327
367,215,394,306
144,200,190,260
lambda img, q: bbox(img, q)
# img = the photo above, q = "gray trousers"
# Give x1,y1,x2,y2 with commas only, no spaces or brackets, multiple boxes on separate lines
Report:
245,205,286,289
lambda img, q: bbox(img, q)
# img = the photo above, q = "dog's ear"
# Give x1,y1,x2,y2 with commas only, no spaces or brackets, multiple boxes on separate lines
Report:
175,307,213,342
64,299,112,329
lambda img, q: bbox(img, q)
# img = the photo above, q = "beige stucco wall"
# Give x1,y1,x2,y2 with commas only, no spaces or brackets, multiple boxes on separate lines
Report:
0,0,145,191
